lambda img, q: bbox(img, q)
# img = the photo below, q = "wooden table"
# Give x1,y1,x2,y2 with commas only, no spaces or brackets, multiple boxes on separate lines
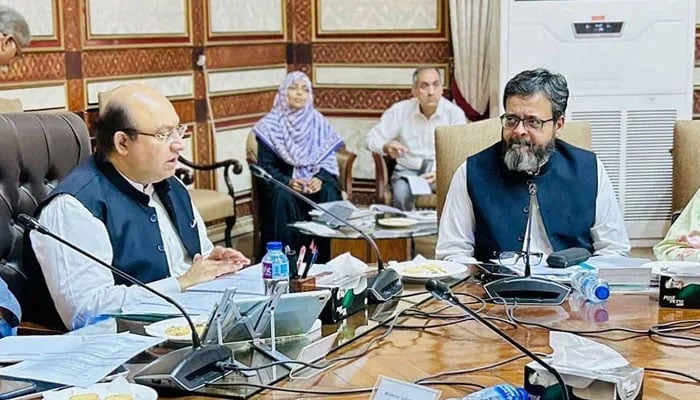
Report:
188,280,700,399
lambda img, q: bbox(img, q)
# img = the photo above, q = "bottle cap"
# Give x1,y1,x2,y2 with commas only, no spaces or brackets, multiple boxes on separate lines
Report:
594,285,610,301
266,241,283,251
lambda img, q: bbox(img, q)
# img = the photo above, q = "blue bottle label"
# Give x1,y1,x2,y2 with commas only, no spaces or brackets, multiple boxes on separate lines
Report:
494,385,520,399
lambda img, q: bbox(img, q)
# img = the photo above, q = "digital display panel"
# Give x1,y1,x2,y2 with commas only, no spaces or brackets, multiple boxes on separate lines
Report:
574,22,624,35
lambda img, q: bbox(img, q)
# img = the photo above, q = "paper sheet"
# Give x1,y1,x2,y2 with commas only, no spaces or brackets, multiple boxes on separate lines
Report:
188,264,266,295
403,175,432,195
0,333,164,387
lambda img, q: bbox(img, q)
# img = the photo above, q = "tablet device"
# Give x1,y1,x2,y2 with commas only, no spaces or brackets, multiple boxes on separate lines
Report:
203,290,331,344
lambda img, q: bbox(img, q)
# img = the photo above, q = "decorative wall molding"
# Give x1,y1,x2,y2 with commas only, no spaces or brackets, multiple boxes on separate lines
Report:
206,0,285,43
313,64,448,88
0,82,67,111
84,0,192,48
85,73,195,106
0,0,63,50
207,65,287,95
314,0,446,41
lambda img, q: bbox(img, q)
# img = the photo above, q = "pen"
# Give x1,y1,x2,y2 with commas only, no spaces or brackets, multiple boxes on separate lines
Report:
296,245,306,279
302,249,318,279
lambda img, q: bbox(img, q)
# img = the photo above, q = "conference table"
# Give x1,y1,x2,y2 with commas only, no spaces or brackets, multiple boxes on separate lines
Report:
173,274,700,400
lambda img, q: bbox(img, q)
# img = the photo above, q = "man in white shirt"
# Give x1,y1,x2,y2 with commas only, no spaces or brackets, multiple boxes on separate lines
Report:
29,84,250,330
436,68,629,264
365,67,466,210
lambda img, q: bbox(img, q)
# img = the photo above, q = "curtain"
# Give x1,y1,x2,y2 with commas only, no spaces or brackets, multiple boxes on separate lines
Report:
449,0,500,121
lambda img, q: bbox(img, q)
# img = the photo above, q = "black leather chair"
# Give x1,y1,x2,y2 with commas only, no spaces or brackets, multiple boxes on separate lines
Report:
0,112,91,332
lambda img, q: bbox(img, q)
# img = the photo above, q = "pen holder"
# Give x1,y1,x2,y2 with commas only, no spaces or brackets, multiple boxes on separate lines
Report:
289,276,316,292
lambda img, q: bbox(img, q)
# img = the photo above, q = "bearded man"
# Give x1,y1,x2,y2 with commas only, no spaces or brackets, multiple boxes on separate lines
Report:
436,68,630,264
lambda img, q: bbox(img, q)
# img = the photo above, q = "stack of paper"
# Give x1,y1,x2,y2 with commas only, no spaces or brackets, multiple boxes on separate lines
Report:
582,257,652,285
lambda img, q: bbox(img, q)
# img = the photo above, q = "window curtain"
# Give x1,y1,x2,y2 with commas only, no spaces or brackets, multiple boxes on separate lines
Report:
449,0,500,121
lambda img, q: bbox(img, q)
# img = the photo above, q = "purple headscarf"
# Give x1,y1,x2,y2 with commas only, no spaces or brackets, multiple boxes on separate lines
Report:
253,71,343,180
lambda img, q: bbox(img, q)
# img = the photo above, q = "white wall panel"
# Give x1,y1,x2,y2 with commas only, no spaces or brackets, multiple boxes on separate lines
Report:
328,117,378,180
208,66,287,94
314,66,445,88
88,0,187,35
319,0,438,32
0,84,66,110
210,0,283,33
86,74,194,105
0,0,55,37
214,127,251,194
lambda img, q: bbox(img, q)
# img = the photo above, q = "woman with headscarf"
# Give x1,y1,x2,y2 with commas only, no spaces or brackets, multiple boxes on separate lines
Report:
253,71,344,252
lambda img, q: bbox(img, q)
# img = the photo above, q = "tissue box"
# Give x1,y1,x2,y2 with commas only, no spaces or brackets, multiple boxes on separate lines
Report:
659,272,700,308
317,284,367,324
524,359,643,400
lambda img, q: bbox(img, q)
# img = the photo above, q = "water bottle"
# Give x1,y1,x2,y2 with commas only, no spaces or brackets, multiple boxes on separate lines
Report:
568,291,609,322
261,241,290,294
446,384,528,400
571,270,610,303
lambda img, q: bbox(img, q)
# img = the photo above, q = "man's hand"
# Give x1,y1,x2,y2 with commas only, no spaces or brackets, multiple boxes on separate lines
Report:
382,140,409,160
303,177,322,194
177,248,250,290
420,171,436,185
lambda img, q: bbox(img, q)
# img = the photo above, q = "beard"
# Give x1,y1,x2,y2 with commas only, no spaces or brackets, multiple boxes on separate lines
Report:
502,136,556,174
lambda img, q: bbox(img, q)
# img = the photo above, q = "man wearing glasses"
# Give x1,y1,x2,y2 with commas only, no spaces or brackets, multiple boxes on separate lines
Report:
0,5,28,338
28,84,250,330
0,5,29,73
436,68,629,265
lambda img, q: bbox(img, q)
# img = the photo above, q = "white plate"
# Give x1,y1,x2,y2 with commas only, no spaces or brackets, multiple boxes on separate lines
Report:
144,315,209,343
390,259,468,281
47,380,156,400
376,217,418,228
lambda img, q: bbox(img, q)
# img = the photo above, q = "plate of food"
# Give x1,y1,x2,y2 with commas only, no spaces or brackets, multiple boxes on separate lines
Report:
144,315,209,343
389,259,468,281
45,378,156,400
376,217,418,228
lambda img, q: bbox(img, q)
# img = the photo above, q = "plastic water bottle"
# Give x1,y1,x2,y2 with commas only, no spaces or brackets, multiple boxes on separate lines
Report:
571,270,610,303
447,384,528,400
261,241,289,294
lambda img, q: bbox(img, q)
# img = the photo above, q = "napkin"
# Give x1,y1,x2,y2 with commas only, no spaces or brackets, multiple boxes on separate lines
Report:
316,252,368,294
550,331,629,371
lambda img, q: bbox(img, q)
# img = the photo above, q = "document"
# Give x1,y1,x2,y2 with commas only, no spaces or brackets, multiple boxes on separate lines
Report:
120,291,223,316
188,264,266,295
403,175,432,195
290,221,339,236
0,333,164,387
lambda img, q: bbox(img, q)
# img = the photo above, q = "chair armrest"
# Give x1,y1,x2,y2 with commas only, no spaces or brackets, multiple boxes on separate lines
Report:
671,210,682,224
175,167,194,185
372,152,391,204
177,155,243,198
336,147,357,201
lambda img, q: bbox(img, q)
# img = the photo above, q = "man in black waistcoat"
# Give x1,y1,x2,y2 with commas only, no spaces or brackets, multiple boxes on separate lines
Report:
437,68,629,264
28,84,250,329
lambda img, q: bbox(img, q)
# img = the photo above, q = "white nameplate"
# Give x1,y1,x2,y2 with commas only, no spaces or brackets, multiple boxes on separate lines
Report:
371,375,441,400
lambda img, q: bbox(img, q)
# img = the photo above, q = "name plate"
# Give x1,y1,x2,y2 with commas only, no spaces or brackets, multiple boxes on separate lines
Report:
371,375,441,400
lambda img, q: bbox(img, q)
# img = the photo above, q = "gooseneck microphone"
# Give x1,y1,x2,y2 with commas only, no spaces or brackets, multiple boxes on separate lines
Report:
17,213,231,392
425,279,570,400
481,181,571,305
249,164,403,303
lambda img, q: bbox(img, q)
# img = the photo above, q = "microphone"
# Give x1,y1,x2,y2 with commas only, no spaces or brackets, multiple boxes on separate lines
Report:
481,181,571,305
249,164,402,303
17,213,231,393
425,279,570,400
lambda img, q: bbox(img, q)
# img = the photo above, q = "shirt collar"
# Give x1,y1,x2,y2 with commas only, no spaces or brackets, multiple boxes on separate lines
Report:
412,97,445,120
116,169,154,196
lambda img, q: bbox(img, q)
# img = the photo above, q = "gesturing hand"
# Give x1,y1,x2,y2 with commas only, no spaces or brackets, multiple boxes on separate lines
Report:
383,140,409,160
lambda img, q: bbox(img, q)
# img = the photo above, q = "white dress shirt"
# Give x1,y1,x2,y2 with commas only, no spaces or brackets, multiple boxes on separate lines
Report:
436,157,630,264
31,175,213,329
365,97,467,171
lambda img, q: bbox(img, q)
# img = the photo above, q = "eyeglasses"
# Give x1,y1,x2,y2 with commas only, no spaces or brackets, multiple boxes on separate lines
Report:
500,114,555,132
497,250,543,266
121,124,187,144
